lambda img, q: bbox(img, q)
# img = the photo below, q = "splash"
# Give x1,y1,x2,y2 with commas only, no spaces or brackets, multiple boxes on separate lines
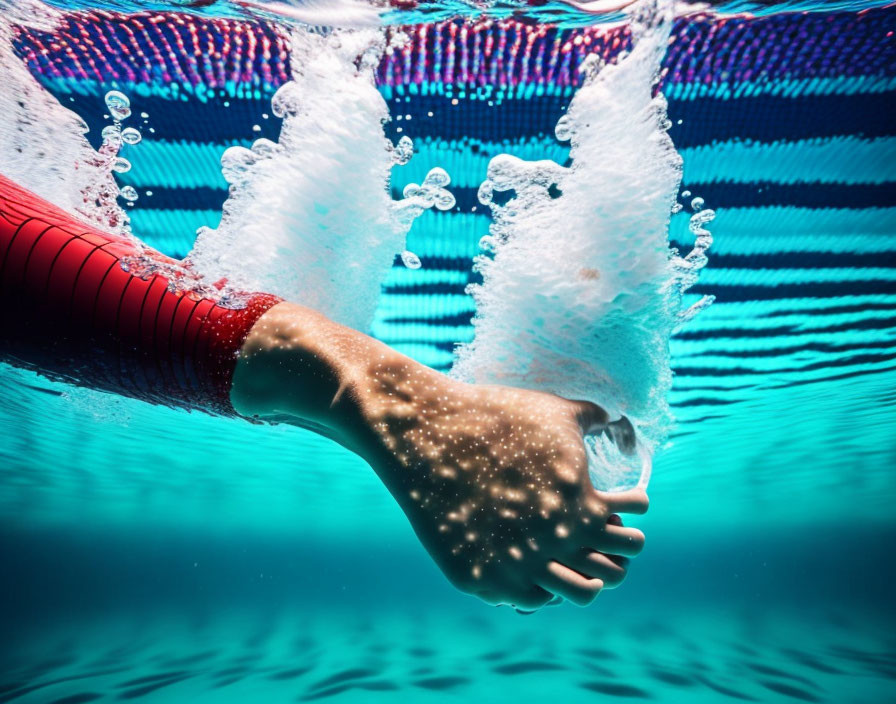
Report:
0,1,130,234
451,0,713,491
187,28,450,331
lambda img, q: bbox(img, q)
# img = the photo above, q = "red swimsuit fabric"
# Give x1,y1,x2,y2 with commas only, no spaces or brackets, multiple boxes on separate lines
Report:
0,173,282,415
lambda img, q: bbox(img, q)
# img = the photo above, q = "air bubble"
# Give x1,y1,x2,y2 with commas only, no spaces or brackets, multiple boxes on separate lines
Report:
681,189,691,198
121,127,142,145
691,197,704,211
400,250,421,269
423,167,450,188
671,202,682,213
555,115,572,142
101,125,121,147
104,90,131,121
111,157,131,173
271,82,300,118
119,185,138,201
434,190,456,211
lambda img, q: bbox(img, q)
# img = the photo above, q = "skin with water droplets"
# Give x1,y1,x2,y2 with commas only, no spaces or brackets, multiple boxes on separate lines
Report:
231,302,648,610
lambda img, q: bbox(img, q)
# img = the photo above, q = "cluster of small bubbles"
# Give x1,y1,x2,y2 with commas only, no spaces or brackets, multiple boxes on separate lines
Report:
671,206,716,328
271,81,301,119
451,0,709,493
220,145,257,186
688,208,715,233
401,167,456,211
477,180,494,206
119,185,138,203
400,250,422,269
121,127,142,145
577,52,605,82
385,29,409,56
478,235,496,253
391,134,414,165
104,90,131,121
690,196,704,211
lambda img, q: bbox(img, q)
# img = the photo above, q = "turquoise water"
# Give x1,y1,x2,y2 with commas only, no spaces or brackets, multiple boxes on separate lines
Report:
2,1,896,702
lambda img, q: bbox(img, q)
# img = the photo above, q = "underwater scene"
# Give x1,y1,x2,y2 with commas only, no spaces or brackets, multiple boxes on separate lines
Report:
0,0,894,702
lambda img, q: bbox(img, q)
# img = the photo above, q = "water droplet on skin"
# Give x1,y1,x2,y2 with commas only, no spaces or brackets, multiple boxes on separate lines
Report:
400,250,421,269
119,185,138,201
121,127,142,145
112,157,131,173
691,197,704,211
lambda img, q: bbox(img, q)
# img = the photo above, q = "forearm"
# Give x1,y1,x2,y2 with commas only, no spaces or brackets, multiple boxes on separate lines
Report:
230,301,417,460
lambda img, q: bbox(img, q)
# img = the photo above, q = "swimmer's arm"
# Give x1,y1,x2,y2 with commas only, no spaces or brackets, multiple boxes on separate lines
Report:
229,301,399,459
232,301,648,610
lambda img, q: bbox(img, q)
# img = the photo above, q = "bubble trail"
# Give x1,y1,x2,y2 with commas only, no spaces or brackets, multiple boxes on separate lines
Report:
188,27,450,328
452,0,713,492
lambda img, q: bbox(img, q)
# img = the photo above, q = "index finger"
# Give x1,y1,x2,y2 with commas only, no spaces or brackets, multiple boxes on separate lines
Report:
595,488,649,515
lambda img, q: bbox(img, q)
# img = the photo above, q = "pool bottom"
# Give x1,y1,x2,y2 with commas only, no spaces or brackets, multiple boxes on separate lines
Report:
3,521,895,703
5,596,894,703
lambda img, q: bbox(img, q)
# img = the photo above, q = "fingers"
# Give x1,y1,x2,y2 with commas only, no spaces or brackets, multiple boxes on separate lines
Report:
596,488,649,515
565,550,629,588
593,522,645,556
536,560,604,607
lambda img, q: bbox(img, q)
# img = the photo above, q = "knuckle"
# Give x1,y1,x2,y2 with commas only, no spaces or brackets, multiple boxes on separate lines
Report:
585,497,609,521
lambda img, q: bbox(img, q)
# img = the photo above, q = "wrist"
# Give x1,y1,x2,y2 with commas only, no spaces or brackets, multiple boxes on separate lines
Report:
230,301,432,462
231,302,369,443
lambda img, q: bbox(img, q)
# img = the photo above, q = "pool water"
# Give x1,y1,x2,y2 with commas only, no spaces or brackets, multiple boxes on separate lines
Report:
1,1,895,702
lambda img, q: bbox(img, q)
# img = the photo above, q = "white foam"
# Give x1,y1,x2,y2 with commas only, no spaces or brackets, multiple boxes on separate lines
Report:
0,1,129,234
187,28,442,331
451,0,713,491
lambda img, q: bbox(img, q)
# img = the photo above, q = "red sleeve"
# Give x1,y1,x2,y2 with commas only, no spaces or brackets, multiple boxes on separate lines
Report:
0,173,282,415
